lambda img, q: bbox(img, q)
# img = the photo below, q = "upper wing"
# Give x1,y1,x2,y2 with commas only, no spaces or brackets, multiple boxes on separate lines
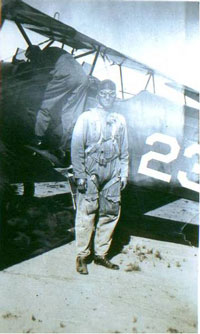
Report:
1,0,164,73
165,82,199,102
2,0,199,100
1,0,102,50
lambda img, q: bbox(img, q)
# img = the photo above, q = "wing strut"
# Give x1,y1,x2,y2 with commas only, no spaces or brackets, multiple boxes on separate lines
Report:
15,21,32,46
38,39,52,46
152,74,156,93
43,40,54,50
145,72,156,93
145,73,152,90
119,65,124,99
74,50,96,60
89,46,101,76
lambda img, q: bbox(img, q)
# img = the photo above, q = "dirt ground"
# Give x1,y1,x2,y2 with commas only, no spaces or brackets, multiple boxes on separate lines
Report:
0,236,198,333
0,182,198,333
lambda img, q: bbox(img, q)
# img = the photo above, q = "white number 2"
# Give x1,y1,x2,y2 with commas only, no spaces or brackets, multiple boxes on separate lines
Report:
138,133,180,182
177,144,200,193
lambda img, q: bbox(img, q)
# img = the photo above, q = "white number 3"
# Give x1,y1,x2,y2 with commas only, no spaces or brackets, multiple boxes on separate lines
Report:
138,133,200,192
177,144,200,193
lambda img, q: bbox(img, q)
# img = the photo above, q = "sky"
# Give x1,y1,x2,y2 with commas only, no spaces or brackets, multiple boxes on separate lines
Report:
0,1,199,97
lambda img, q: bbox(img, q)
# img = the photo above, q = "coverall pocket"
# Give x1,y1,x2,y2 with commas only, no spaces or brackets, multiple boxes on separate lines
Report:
85,195,98,215
105,195,120,216
100,180,121,216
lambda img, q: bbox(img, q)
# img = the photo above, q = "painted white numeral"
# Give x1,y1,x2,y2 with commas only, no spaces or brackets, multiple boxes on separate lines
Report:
138,133,180,182
177,144,200,192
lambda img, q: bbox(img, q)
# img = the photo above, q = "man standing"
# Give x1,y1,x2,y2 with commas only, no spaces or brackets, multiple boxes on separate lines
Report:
71,79,129,275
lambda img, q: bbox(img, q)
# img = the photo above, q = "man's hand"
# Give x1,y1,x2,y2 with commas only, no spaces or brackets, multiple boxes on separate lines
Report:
120,177,127,190
76,178,87,193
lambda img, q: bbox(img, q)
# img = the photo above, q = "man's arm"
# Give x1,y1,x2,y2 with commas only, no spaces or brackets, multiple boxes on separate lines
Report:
119,117,129,189
71,113,87,180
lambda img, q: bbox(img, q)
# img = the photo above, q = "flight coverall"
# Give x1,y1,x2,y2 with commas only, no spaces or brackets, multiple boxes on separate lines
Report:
71,107,129,257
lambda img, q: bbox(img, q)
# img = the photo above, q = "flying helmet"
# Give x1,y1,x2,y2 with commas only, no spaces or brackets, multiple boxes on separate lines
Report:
98,79,116,92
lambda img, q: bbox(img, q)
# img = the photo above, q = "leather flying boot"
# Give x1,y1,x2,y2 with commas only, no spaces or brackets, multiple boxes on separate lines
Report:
76,256,88,275
94,255,119,270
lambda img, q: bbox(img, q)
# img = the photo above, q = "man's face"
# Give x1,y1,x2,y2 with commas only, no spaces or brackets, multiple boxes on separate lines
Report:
98,89,116,110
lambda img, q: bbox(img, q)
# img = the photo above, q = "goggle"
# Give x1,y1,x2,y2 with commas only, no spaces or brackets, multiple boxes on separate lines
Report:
98,90,116,98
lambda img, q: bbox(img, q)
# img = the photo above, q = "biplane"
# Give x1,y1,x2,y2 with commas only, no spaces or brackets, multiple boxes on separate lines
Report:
0,0,199,204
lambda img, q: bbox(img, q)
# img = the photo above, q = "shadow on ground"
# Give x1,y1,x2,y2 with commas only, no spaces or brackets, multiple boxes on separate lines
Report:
0,192,75,270
0,185,198,270
110,185,198,259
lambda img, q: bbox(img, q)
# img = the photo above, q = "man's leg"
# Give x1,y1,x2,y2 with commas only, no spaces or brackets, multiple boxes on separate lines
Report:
75,190,98,274
94,211,120,257
94,180,121,269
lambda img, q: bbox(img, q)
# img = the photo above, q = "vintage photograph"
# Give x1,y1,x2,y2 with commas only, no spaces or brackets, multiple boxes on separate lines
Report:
0,0,199,333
